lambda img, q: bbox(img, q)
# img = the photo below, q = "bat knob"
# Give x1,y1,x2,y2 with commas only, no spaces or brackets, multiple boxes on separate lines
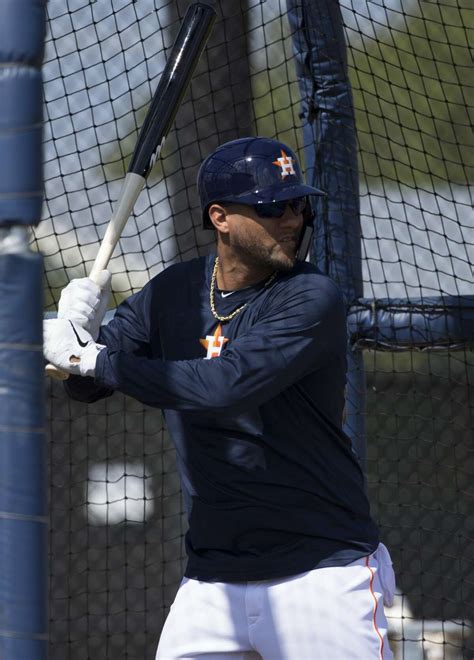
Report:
45,363,70,381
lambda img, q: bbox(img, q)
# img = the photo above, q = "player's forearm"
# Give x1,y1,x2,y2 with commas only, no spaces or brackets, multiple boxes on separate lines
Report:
94,341,292,413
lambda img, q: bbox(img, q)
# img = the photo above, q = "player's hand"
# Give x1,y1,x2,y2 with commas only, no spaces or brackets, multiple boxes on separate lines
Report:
57,270,111,340
43,319,105,377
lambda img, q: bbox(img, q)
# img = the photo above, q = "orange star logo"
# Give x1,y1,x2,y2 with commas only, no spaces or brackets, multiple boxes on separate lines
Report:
200,323,229,359
273,149,296,178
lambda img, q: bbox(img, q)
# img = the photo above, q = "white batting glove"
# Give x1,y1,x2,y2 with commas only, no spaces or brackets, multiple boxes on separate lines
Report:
57,270,111,340
43,319,105,377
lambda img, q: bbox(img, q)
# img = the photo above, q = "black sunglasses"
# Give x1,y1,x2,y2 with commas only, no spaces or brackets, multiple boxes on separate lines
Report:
251,197,308,219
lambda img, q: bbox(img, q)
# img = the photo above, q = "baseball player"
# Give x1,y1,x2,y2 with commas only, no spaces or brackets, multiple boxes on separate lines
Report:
44,137,395,659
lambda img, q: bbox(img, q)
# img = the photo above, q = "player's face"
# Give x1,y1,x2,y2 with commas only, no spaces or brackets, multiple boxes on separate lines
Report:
224,202,304,272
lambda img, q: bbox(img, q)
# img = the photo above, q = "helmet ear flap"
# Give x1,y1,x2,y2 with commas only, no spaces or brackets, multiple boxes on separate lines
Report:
303,196,315,226
297,225,313,261
297,196,315,261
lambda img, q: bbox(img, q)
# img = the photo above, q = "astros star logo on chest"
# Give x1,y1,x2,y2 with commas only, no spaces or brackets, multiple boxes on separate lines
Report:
200,323,229,359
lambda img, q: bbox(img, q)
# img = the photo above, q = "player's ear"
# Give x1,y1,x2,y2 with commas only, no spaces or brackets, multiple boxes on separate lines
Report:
208,204,229,234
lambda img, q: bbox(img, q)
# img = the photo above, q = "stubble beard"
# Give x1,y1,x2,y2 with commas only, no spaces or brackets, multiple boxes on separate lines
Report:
232,233,297,272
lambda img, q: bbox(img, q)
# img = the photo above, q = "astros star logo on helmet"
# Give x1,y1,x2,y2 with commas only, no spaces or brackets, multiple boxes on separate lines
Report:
273,149,296,178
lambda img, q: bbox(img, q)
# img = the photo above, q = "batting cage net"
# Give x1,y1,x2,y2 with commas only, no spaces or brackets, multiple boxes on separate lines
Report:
37,1,473,658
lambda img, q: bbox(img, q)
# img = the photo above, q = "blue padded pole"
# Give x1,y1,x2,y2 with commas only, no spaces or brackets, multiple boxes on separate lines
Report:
0,1,47,658
348,297,474,351
288,0,367,466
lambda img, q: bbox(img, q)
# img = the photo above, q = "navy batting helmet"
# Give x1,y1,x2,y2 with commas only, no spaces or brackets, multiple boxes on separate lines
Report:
198,137,325,229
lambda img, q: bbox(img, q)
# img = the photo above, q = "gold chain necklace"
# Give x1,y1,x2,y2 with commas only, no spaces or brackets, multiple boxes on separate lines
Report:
210,257,277,323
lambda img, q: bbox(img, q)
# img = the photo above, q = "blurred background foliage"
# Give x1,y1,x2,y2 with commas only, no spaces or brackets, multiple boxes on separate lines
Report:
351,1,473,187
251,1,473,187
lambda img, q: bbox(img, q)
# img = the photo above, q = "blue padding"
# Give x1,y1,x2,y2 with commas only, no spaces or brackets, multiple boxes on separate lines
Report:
0,3,47,656
0,431,45,517
288,0,366,464
0,255,45,517
0,68,43,130
0,0,45,227
0,254,44,343
0,519,48,636
348,297,474,350
287,0,362,303
0,112,43,226
0,0,46,66
0,254,47,654
0,250,45,517
0,639,47,660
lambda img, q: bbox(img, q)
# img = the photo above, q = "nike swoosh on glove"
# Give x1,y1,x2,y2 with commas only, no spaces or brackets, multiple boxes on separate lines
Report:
43,319,106,377
57,270,111,340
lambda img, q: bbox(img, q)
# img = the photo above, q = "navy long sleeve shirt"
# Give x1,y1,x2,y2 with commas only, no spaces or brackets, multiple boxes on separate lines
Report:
65,255,379,581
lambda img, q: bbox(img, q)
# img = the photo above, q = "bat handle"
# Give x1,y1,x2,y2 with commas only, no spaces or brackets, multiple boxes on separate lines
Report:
89,173,145,281
45,362,70,381
45,173,146,381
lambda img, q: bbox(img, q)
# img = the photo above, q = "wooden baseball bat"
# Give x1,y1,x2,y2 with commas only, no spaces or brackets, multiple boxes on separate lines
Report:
46,2,216,380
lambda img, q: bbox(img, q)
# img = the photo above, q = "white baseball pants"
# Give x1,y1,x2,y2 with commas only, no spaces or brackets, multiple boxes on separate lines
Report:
156,544,395,660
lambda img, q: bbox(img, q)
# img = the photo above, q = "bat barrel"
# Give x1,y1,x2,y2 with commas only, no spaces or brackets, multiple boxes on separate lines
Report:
128,3,217,179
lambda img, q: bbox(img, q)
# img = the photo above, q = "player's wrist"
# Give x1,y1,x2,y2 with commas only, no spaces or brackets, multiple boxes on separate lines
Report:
72,341,106,378
43,319,106,377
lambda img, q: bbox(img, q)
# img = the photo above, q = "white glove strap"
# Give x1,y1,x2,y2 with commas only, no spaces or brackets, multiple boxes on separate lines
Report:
69,342,106,378
43,319,105,378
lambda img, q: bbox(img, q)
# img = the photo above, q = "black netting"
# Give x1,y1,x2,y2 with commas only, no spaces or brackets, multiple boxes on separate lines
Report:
48,384,184,658
38,1,473,658
365,350,473,657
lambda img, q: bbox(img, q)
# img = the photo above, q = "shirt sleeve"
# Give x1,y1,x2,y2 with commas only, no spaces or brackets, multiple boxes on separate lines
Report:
98,282,157,354
94,276,346,414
